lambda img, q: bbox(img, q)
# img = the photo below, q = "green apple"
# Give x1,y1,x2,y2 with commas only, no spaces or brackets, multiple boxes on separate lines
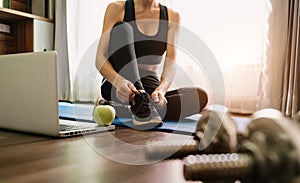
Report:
93,105,116,126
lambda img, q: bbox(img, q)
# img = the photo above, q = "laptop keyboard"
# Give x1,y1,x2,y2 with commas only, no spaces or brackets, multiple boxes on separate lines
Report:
59,124,89,131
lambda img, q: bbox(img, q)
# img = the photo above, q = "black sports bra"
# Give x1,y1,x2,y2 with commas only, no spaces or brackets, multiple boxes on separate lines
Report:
124,0,169,65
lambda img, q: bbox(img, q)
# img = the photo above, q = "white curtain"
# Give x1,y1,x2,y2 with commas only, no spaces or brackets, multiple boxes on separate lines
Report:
58,0,269,114
66,0,112,102
55,0,112,102
257,0,289,112
258,0,300,116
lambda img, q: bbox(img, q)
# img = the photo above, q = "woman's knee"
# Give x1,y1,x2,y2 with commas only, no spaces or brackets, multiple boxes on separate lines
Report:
111,22,133,39
196,87,208,110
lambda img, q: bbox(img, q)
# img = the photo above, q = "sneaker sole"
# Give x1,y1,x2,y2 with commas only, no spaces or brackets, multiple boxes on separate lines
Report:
132,115,163,126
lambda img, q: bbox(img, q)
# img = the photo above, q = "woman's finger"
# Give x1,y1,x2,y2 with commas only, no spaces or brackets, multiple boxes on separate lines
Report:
117,90,130,103
128,82,138,94
156,93,167,108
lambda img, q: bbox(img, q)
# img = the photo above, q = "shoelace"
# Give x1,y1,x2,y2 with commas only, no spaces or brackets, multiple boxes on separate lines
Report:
134,93,151,115
99,99,129,112
113,102,129,112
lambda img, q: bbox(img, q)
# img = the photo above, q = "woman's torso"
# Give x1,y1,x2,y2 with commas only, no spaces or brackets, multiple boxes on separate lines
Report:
123,0,169,74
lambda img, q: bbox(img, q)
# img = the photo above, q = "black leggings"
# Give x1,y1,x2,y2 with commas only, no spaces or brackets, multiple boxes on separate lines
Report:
101,22,208,120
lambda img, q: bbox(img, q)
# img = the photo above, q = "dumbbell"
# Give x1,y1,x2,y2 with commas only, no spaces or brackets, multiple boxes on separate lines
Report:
145,105,238,159
183,109,300,183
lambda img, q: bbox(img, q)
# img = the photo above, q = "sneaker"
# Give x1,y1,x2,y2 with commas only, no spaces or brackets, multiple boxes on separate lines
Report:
129,90,163,127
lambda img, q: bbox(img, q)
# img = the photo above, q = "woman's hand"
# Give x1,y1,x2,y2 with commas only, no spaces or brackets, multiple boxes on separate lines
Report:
151,88,167,108
114,77,138,103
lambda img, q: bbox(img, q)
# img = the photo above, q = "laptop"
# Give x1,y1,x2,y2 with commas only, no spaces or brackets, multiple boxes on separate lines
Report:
0,51,115,137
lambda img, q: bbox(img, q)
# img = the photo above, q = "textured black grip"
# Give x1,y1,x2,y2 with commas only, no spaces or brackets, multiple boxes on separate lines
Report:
145,139,200,159
184,153,254,181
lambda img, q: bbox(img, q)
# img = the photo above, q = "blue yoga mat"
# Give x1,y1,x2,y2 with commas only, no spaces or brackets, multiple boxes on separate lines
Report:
58,102,251,135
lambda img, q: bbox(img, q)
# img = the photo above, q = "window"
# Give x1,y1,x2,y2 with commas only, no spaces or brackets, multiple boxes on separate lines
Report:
164,0,267,113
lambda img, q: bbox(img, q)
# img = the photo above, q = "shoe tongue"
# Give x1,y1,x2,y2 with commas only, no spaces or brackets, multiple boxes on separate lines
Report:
140,92,150,100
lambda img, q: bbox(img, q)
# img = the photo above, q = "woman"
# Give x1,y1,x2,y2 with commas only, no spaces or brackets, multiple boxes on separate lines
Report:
95,0,208,126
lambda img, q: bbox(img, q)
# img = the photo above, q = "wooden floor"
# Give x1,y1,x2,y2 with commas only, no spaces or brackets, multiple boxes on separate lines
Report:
0,126,198,183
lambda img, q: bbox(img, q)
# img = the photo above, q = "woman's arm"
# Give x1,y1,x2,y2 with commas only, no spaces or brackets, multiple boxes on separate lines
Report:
96,2,137,103
152,9,180,107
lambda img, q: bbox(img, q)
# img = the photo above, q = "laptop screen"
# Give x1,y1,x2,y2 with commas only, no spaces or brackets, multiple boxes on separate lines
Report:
0,51,60,136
